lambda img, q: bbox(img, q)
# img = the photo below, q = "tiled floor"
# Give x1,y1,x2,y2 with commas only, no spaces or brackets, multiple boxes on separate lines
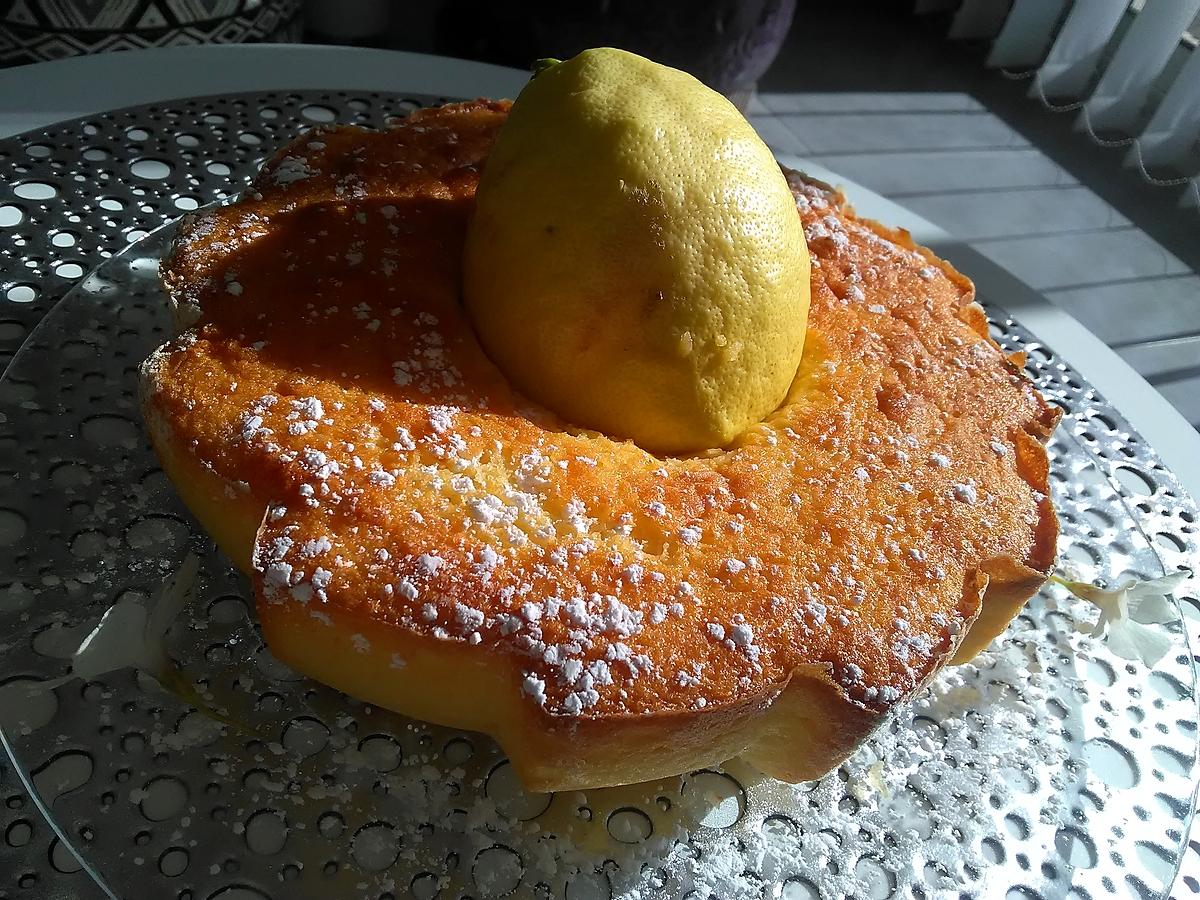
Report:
900,186,1129,240
1048,275,1200,345
755,6,1199,430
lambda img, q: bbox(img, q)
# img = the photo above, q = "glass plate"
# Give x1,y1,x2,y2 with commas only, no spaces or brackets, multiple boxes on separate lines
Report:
1,216,1197,900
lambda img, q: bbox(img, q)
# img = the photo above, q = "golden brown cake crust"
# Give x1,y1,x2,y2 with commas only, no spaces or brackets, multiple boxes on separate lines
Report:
141,100,1059,789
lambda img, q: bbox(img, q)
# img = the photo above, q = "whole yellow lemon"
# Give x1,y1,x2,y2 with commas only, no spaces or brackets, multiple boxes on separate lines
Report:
463,48,809,454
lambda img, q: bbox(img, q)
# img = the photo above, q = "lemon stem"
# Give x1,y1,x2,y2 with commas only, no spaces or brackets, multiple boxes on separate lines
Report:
532,58,562,79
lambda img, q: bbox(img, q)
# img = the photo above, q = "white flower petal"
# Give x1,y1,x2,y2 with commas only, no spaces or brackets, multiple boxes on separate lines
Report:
1128,570,1191,599
1129,592,1177,626
1065,579,1129,618
1057,567,1187,666
1104,618,1172,666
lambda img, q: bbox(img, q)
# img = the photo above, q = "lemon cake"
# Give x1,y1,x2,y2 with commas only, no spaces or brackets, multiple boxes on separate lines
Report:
141,99,1059,791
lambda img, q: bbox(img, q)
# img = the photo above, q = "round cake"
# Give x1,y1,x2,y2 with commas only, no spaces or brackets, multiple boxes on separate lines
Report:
140,100,1059,791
